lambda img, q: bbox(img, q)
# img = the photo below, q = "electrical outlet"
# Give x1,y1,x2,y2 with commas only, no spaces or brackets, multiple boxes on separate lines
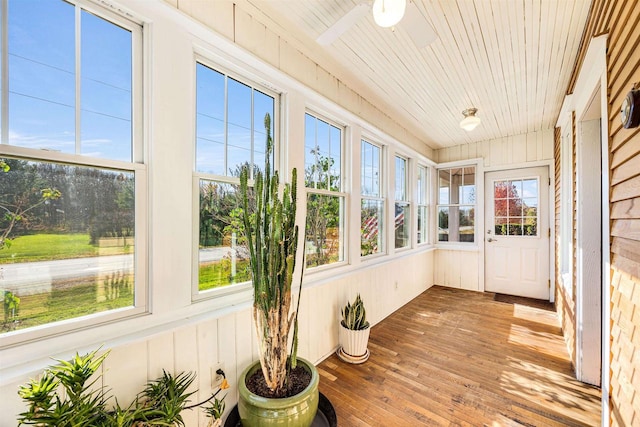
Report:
211,362,225,388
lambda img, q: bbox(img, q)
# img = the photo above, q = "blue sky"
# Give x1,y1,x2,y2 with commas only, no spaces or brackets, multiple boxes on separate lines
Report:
196,63,274,177
5,0,132,162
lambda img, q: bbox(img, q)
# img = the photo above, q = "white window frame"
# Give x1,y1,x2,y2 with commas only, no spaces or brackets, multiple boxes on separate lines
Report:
393,154,411,251
360,139,386,259
303,110,347,272
192,58,280,301
416,163,429,246
0,0,146,348
436,164,477,245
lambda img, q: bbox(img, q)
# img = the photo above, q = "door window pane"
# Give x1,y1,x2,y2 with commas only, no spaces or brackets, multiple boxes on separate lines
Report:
493,178,538,237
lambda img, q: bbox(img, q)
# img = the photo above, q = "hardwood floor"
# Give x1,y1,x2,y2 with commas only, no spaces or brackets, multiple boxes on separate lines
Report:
318,286,601,426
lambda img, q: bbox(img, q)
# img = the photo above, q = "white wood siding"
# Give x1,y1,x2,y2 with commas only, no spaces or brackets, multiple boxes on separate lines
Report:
436,129,554,166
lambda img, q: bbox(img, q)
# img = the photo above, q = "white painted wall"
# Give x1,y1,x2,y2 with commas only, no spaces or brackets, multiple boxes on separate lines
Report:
434,129,554,293
0,1,435,425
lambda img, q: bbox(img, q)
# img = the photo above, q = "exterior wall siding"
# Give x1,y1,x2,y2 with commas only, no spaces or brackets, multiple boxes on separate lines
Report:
564,0,640,424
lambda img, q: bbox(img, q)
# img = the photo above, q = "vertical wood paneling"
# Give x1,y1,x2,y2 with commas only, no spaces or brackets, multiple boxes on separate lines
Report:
196,319,218,426
147,333,175,379
435,129,553,167
102,341,148,406
434,250,479,291
174,326,199,426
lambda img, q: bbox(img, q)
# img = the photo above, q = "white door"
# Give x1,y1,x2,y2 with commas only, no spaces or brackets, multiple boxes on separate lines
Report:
484,167,550,300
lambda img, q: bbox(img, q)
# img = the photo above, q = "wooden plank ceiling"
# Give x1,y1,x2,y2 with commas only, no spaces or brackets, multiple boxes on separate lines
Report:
243,0,592,149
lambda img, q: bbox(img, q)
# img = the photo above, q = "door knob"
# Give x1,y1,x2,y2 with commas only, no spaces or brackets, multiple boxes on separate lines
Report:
487,238,496,242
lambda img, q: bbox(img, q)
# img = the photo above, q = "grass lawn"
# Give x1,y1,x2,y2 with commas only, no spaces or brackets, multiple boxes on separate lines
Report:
199,259,251,291
2,276,134,332
0,233,129,264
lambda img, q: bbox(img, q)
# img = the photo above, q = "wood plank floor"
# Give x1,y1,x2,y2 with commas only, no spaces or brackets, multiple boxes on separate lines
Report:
318,286,601,426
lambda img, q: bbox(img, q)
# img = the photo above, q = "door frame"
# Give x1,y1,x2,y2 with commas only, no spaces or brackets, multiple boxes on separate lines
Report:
483,160,555,302
570,34,609,391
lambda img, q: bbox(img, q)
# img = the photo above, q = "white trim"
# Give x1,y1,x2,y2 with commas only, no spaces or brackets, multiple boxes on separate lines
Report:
478,159,555,301
572,34,607,390
0,2,147,348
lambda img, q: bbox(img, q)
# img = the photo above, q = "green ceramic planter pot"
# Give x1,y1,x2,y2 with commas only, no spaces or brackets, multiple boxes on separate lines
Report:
238,358,319,427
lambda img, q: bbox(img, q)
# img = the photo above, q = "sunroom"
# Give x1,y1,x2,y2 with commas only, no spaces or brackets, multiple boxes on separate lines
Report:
0,0,638,426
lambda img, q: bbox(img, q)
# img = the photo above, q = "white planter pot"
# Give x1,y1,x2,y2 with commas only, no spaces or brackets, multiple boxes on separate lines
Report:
339,324,370,357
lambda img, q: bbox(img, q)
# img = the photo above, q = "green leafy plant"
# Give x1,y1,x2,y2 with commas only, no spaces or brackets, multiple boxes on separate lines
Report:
17,348,225,427
341,294,369,331
239,113,303,396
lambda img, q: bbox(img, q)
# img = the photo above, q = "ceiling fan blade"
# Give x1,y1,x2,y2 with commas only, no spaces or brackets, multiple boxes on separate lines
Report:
316,2,370,46
400,2,437,49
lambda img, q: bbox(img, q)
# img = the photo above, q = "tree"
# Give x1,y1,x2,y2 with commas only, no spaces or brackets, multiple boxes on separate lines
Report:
0,159,61,249
304,153,341,267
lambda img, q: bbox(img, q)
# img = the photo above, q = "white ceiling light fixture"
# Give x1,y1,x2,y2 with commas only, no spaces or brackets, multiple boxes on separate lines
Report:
372,0,407,28
316,1,436,47
460,108,481,131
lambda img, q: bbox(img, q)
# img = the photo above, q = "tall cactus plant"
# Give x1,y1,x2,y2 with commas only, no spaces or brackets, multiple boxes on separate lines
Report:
239,113,302,397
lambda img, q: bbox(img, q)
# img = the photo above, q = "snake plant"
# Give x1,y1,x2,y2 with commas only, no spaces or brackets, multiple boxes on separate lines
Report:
341,294,370,330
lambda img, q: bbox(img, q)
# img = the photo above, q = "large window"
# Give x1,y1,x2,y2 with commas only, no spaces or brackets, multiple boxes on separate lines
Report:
195,61,275,292
438,167,475,243
394,156,410,249
416,164,429,244
304,113,345,268
0,0,143,336
361,140,384,257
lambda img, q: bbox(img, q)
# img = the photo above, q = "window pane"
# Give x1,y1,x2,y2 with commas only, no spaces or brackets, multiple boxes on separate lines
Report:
460,167,475,204
438,206,449,242
417,205,427,244
361,199,384,256
80,10,132,161
227,79,252,175
198,180,251,291
394,203,409,249
304,114,317,187
8,0,75,153
253,90,274,177
305,114,341,191
395,156,406,201
438,169,450,204
0,158,135,332
459,207,475,242
361,141,381,197
417,165,427,205
196,64,225,175
438,206,475,242
330,126,341,191
305,193,343,268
